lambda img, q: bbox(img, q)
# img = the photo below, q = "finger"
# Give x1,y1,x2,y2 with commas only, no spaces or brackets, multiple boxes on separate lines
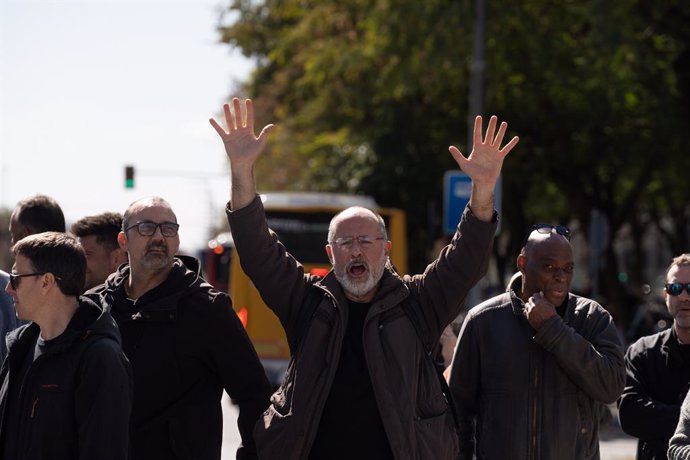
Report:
493,121,507,147
483,115,498,145
499,136,520,157
472,116,483,148
232,97,243,130
256,124,275,145
223,103,234,131
245,98,255,134
209,118,226,137
449,146,469,169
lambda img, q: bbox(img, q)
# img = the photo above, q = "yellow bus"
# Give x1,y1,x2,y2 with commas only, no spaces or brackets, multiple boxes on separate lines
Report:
208,192,407,385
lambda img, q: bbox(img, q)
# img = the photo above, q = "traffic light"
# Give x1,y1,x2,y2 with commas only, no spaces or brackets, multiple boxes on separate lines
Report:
124,165,135,189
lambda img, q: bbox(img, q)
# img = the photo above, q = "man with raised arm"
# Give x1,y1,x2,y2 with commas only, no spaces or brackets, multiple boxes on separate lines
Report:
211,98,518,460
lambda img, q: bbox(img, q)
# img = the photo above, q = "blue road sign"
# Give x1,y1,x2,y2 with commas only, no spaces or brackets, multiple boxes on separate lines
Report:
443,171,501,235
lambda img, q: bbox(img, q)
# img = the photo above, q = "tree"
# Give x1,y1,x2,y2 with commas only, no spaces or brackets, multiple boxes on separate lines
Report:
217,0,690,330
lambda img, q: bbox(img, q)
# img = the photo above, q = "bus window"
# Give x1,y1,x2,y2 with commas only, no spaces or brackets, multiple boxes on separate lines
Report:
267,212,332,264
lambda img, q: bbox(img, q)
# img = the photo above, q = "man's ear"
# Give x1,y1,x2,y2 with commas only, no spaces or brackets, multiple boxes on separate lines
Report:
325,244,334,264
117,232,128,251
41,272,57,292
516,254,526,273
385,240,392,255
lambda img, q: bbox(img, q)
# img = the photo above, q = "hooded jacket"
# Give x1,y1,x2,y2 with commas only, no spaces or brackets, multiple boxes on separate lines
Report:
86,255,271,460
0,297,132,460
226,195,497,460
618,327,690,460
449,274,625,460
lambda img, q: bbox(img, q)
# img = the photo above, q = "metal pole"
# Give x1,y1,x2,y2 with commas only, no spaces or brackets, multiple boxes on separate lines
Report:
464,0,487,312
467,0,486,149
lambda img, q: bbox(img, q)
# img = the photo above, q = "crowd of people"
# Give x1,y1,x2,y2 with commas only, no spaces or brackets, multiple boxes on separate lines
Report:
0,98,688,459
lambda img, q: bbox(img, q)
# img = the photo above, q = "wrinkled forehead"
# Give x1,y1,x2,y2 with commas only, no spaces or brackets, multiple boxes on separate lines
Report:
127,200,177,224
331,208,381,236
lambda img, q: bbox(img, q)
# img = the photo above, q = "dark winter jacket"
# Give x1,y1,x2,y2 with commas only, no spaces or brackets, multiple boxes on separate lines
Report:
618,327,690,460
86,255,271,460
226,195,497,460
449,274,625,460
0,297,132,460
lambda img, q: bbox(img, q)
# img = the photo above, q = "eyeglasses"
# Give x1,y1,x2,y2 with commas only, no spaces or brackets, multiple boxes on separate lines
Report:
330,235,385,251
9,272,46,290
522,224,570,248
666,283,690,296
124,221,180,237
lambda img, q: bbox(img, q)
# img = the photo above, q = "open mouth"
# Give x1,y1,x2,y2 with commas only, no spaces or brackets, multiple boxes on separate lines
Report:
348,263,368,278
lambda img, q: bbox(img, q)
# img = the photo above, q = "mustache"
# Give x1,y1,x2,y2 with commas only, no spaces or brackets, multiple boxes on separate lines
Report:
346,257,369,271
146,241,168,253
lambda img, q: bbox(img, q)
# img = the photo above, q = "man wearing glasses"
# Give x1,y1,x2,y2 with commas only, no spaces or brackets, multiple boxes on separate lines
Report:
85,196,271,460
448,224,625,459
619,254,690,460
0,232,131,459
212,98,519,459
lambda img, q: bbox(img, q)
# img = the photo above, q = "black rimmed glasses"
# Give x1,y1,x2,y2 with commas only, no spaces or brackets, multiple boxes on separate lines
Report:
330,235,385,251
124,221,180,237
665,283,690,297
9,272,46,290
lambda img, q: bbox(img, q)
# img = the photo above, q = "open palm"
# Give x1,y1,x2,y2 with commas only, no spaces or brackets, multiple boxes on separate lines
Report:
209,98,274,169
448,115,519,187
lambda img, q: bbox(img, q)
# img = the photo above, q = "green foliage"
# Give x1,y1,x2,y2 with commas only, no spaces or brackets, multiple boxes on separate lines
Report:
218,0,690,322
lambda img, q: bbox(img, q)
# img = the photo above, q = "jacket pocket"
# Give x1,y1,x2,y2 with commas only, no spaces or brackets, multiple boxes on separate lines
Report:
575,391,599,459
413,409,458,459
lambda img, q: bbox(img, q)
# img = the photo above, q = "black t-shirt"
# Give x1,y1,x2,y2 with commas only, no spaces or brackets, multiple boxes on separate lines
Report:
308,300,394,460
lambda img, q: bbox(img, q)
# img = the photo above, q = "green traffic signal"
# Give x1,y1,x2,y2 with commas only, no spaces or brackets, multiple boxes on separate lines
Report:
125,166,135,189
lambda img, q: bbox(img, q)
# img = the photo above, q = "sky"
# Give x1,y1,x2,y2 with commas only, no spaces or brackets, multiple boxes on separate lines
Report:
0,0,253,253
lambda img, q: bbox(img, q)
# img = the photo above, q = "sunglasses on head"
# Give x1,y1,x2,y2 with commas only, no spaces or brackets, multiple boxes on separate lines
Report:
666,283,690,297
522,224,571,248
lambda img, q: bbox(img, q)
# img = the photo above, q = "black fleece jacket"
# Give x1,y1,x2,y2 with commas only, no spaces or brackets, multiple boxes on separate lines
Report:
87,255,271,460
0,297,132,460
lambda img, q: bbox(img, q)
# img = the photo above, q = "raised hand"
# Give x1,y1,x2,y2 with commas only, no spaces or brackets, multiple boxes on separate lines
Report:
448,115,519,188
209,98,274,171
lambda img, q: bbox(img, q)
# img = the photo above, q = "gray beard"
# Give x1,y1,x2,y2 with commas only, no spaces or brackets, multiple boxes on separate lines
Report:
335,255,388,299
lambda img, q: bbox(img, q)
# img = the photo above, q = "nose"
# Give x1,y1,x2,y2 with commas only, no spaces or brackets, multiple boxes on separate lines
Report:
349,242,364,256
552,268,568,280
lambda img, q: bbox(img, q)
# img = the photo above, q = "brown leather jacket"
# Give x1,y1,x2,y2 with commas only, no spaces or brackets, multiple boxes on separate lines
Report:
226,195,497,460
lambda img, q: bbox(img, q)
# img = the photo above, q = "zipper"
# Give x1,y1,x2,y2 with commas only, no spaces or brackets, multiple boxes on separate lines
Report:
530,362,539,459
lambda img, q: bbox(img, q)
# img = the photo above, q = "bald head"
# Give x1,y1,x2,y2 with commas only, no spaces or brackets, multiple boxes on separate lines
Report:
122,197,176,230
328,207,387,243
